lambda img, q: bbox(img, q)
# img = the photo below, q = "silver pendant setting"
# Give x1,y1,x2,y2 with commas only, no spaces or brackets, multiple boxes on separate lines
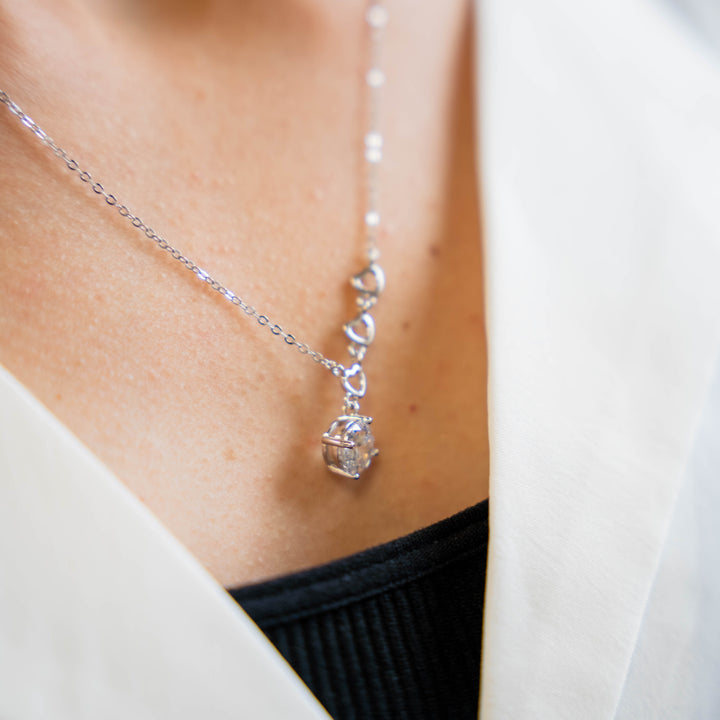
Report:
322,414,379,479
321,258,385,479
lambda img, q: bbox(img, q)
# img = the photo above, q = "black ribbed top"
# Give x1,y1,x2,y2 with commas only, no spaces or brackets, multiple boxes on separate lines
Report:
228,501,489,720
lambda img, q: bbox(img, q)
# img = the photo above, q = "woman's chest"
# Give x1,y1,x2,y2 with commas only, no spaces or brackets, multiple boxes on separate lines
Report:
0,3,486,585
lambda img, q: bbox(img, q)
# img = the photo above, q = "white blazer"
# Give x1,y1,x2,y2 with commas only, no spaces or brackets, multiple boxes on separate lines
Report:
1,1,719,717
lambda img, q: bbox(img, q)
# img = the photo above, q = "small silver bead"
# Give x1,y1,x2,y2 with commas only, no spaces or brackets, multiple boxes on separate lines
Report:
366,5,388,29
348,342,368,362
364,132,383,149
365,211,380,227
366,68,386,88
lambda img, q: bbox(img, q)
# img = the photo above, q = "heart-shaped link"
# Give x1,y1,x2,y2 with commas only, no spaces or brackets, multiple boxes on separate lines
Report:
344,312,376,346
350,263,386,297
342,363,367,397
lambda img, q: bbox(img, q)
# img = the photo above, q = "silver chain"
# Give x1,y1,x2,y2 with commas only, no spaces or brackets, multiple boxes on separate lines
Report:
0,88,349,376
0,2,387,390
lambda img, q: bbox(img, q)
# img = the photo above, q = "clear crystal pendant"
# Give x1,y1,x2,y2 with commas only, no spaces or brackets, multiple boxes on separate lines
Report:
322,414,378,479
322,361,379,479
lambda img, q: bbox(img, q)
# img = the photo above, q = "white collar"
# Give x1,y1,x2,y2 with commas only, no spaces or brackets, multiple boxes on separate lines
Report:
477,0,720,716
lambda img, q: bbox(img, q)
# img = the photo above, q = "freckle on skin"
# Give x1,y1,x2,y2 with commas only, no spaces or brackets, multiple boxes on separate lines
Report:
429,245,440,258
402,320,411,331
224,448,237,462
408,403,418,414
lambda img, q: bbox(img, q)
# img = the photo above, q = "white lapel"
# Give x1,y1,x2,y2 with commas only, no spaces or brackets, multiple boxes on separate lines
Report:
0,366,329,719
475,0,720,717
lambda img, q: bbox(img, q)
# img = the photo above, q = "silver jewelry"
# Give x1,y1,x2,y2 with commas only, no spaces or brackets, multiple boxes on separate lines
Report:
0,2,388,479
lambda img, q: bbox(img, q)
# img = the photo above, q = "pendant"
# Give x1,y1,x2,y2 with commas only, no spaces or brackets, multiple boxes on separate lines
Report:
322,413,378,479
322,261,384,480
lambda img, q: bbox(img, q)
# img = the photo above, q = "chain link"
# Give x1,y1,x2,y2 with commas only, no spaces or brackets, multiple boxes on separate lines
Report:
0,89,347,377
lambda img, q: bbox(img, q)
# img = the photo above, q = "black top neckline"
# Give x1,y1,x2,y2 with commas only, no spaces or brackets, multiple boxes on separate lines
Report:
228,500,489,720
229,500,489,627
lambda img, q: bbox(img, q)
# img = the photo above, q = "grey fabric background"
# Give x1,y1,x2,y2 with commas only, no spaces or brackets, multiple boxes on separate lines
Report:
661,0,720,53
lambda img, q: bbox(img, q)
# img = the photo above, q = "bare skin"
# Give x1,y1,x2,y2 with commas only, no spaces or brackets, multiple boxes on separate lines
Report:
0,0,488,587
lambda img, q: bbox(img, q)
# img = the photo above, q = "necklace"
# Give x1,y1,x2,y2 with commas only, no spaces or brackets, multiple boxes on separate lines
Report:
0,2,389,480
